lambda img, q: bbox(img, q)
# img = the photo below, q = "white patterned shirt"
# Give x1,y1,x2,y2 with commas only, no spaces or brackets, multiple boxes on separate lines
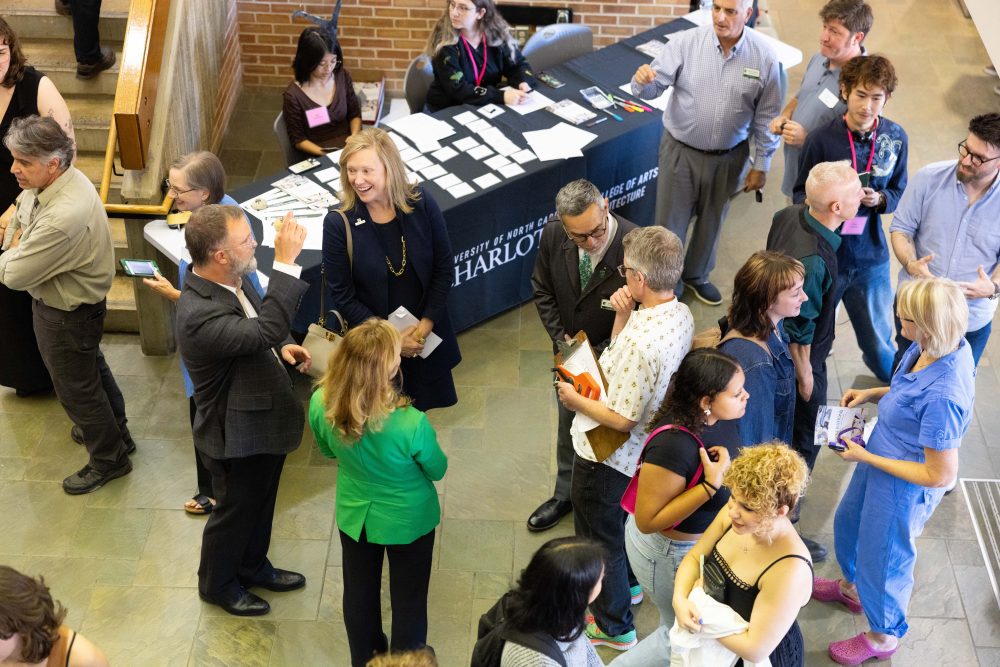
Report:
571,298,694,478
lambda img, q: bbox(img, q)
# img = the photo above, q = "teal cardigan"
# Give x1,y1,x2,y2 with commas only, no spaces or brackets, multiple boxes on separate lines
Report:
308,390,447,544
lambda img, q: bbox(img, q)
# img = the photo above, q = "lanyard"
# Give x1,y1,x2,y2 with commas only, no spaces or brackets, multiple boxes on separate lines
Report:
460,35,487,88
846,116,878,174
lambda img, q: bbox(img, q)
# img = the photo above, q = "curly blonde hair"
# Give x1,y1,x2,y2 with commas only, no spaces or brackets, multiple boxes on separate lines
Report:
724,443,809,534
366,649,438,667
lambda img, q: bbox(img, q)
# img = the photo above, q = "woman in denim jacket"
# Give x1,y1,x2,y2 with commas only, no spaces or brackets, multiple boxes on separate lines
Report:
719,251,807,446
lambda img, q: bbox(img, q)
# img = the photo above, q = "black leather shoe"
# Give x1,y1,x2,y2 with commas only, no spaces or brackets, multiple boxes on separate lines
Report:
200,588,270,616
242,568,306,592
76,46,115,79
801,536,828,563
62,461,132,495
527,498,572,532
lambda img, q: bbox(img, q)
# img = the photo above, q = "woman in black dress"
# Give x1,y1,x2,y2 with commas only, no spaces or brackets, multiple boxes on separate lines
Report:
0,18,74,396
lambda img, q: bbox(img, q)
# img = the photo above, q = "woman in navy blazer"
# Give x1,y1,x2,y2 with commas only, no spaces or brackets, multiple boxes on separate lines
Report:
323,128,460,410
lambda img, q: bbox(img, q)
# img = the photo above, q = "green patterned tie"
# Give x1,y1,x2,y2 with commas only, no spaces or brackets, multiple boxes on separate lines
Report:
579,252,593,288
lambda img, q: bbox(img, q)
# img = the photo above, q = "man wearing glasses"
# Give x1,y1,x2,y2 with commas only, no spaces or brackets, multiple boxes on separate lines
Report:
890,113,1000,368
528,179,638,534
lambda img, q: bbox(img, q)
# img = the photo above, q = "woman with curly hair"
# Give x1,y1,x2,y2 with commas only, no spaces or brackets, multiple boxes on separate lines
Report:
424,0,537,110
309,318,447,667
0,565,108,667
672,443,813,666
615,348,746,666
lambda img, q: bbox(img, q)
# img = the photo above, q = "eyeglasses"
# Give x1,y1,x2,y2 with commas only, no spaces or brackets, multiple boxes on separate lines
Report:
164,179,197,196
616,264,638,278
315,56,339,70
216,231,257,253
564,219,608,244
449,1,475,14
958,141,1000,168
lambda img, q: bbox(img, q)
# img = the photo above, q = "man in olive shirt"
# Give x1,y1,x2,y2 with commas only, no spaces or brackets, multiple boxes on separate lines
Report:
0,115,134,495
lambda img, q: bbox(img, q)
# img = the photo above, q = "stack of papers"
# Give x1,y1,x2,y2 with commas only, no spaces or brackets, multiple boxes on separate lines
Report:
503,88,555,115
271,174,339,208
239,188,327,251
387,113,456,145
548,99,596,125
523,123,598,161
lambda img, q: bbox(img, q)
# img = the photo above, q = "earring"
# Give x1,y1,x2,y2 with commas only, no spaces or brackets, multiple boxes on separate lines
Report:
704,408,711,416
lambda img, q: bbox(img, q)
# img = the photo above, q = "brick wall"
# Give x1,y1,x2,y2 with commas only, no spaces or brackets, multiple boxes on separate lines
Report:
212,0,244,151
236,0,689,92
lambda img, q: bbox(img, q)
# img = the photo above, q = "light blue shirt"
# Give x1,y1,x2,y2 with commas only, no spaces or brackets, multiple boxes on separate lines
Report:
889,160,1000,332
866,340,974,463
631,24,783,171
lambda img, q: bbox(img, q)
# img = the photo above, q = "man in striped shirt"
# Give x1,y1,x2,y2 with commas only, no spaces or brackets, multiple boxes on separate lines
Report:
632,0,783,306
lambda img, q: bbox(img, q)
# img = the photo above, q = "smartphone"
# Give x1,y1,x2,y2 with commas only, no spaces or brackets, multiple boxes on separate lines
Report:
120,258,160,278
537,71,565,89
289,158,321,174
858,171,871,188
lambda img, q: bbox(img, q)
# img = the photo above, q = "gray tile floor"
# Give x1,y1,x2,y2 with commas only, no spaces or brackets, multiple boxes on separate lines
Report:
4,0,1000,664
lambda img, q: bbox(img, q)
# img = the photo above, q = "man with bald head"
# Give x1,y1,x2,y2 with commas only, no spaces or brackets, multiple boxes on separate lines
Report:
767,160,863,561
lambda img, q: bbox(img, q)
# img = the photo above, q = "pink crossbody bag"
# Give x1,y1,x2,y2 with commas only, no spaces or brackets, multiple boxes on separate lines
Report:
620,425,706,529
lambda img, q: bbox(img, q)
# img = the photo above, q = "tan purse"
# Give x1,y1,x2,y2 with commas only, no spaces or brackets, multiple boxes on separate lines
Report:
302,211,352,379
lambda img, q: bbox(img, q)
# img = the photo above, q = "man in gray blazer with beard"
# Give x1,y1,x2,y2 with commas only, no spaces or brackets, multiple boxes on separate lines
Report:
178,204,312,617
527,179,638,532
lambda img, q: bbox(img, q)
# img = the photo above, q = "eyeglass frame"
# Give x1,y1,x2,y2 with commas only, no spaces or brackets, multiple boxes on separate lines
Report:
616,264,640,278
213,230,257,254
958,140,1000,168
164,179,198,196
562,217,609,245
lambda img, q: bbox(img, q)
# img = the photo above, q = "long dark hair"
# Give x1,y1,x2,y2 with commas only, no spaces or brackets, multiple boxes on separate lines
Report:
0,566,67,663
505,537,605,641
292,27,344,83
647,348,742,435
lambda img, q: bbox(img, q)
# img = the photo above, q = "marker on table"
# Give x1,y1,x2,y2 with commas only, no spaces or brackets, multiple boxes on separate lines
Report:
603,108,624,122
585,117,608,128
613,94,653,112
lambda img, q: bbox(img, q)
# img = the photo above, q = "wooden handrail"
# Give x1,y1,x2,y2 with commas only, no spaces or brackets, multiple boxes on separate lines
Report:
99,107,173,216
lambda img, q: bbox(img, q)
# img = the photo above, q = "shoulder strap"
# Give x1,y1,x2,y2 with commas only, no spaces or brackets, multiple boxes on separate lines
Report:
501,628,568,667
338,210,354,267
638,424,706,490
317,212,352,331
754,554,814,587
65,630,77,667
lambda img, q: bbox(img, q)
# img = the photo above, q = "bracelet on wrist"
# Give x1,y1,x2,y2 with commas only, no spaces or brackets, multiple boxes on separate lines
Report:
702,479,719,493
700,481,714,499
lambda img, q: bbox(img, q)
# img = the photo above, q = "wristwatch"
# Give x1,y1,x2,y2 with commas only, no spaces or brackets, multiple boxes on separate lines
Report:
990,281,1000,301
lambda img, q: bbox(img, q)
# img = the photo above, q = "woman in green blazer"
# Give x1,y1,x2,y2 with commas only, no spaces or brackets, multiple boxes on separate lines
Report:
309,319,447,667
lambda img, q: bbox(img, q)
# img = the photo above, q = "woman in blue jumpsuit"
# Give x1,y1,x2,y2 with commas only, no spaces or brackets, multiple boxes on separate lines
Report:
815,278,975,666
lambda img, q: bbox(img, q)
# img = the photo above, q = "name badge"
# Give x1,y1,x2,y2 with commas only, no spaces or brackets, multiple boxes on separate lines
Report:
600,299,615,311
819,88,840,109
305,105,331,128
841,215,866,235
742,67,760,79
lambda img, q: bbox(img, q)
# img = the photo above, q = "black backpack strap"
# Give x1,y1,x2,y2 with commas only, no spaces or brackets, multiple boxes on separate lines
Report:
501,627,568,667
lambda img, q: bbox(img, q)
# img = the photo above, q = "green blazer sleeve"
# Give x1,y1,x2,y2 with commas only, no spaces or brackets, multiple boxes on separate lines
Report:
412,414,447,481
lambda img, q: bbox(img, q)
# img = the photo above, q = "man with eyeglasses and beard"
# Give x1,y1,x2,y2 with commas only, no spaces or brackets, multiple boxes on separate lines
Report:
890,113,1000,369
177,204,312,617
527,180,638,534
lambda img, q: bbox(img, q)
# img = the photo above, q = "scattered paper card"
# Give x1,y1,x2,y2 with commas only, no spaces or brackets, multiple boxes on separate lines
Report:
388,132,410,149
498,163,525,178
478,104,505,118
467,118,492,133
388,306,443,359
484,155,511,170
454,110,480,125
405,155,433,171
420,164,447,179
467,144,494,160
398,147,420,161
313,166,340,184
453,136,480,151
434,173,462,189
511,149,537,164
635,39,665,58
387,113,455,142
473,173,501,189
413,138,443,153
431,146,459,162
447,182,475,199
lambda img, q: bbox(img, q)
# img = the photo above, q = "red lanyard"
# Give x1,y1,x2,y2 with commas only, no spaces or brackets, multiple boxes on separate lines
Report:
460,35,487,88
846,116,878,174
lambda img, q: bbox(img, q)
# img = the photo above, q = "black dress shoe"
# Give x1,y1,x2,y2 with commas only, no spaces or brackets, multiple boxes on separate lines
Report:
801,536,828,563
62,461,132,495
200,588,270,616
242,568,306,592
527,498,572,532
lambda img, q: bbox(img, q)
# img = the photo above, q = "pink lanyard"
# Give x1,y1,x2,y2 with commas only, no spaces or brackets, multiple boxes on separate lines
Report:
460,35,487,88
846,116,878,174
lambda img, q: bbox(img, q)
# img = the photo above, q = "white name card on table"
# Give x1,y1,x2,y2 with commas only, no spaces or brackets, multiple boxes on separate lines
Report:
503,88,555,115
478,104,505,118
432,146,459,162
389,306,443,358
420,164,447,180
454,110,480,125
453,136,480,151
484,155,511,170
523,123,598,161
434,173,462,189
467,144,494,160
387,113,456,143
473,173,501,189
498,163,525,178
447,182,475,199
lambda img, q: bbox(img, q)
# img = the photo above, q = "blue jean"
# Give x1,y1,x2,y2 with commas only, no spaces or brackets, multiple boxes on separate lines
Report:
614,517,695,665
833,261,896,382
571,455,638,636
833,462,944,638
893,299,992,371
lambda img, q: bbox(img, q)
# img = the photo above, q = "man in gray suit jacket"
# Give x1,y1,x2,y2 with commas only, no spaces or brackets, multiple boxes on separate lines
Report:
178,205,312,616
527,180,638,532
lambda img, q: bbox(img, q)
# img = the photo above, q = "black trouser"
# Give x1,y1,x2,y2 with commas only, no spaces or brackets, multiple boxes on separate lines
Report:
67,0,104,63
791,358,828,473
189,397,213,498
32,298,130,472
339,527,435,667
198,452,286,599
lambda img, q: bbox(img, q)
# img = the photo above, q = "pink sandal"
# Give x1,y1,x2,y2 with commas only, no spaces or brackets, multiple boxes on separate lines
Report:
829,633,897,665
812,576,863,614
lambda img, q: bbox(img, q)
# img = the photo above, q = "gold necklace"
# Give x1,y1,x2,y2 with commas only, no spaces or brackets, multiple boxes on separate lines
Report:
386,235,406,276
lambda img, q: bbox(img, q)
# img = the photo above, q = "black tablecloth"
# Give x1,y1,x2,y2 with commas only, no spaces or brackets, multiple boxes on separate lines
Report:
236,18,696,333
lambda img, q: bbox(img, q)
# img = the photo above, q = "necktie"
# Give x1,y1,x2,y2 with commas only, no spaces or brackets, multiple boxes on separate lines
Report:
579,252,593,288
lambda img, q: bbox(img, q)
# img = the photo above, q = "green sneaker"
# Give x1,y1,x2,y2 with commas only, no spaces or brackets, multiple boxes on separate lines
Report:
630,584,644,605
585,622,637,651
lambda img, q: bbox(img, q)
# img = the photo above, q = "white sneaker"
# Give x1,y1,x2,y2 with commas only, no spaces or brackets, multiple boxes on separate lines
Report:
985,64,998,77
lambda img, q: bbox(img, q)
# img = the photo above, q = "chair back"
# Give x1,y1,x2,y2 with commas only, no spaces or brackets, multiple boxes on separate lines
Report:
404,55,434,114
522,24,593,72
273,112,308,166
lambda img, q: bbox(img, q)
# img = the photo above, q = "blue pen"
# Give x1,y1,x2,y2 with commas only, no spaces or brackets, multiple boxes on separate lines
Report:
603,108,624,122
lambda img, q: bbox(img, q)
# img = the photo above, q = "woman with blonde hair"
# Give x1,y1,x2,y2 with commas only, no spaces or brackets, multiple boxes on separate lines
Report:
424,0,537,110
309,318,448,667
818,278,974,666
672,443,813,666
323,127,460,411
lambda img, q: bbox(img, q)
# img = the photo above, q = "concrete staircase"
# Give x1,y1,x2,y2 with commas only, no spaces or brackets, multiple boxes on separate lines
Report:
6,0,139,333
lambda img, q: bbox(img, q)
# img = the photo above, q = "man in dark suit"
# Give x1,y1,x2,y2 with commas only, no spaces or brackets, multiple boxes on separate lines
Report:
177,204,312,616
527,179,638,532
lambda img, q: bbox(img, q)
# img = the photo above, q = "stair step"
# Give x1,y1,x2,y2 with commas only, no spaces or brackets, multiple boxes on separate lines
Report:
20,38,122,76
60,94,114,152
106,274,138,333
3,1,127,42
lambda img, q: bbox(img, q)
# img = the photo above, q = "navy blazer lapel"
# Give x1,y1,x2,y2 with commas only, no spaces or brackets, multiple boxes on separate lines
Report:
561,237,582,296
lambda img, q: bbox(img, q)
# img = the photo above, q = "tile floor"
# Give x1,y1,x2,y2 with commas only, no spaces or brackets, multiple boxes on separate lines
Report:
4,0,1000,664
